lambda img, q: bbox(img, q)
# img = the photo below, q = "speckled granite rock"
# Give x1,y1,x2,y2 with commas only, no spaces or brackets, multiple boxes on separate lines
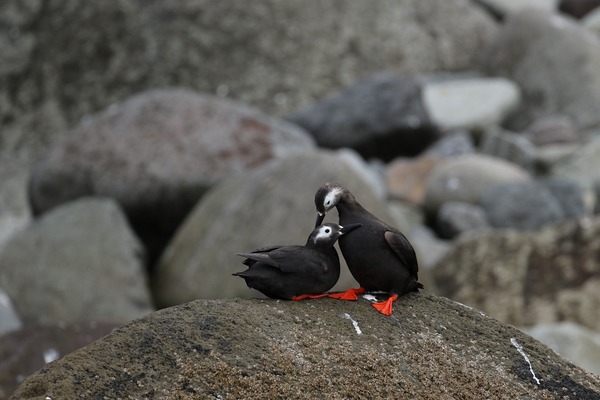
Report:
431,217,600,332
11,294,600,399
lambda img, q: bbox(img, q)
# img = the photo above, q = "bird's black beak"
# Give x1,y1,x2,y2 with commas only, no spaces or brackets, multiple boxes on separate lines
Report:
340,223,362,234
315,212,325,227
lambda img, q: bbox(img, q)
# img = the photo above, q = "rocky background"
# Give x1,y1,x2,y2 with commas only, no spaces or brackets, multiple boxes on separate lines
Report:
3,0,600,398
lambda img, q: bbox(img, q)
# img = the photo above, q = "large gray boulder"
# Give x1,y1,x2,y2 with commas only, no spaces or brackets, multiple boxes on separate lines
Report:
11,294,600,399
153,149,396,307
481,9,600,131
0,198,153,326
423,154,530,215
28,89,313,264
480,181,565,231
287,73,439,161
1,0,498,162
431,217,600,331
422,77,521,132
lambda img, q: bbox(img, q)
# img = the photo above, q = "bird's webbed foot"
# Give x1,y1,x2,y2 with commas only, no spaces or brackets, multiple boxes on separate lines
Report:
327,287,366,301
372,294,398,316
291,293,330,301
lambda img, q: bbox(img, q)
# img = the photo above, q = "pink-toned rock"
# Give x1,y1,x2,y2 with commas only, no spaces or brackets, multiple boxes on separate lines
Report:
386,155,442,205
28,89,314,263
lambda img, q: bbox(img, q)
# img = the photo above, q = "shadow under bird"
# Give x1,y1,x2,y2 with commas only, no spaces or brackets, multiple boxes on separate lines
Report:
314,182,423,316
233,222,362,300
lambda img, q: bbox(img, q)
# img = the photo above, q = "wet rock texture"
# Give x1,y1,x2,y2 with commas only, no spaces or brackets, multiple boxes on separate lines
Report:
11,294,600,399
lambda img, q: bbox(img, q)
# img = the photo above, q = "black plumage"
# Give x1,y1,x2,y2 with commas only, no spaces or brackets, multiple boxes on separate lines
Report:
314,182,422,315
233,223,361,300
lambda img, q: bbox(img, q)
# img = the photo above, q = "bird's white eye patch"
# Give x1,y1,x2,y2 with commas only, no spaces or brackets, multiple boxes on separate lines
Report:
314,225,334,241
324,188,342,208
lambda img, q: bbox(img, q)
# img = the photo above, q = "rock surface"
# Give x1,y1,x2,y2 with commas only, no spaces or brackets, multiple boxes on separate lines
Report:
422,77,520,132
424,130,476,157
0,289,21,336
11,294,600,399
583,6,600,33
480,128,537,172
436,201,490,239
478,0,558,16
482,9,600,131
423,154,530,214
523,116,579,147
0,6,498,182
543,177,591,218
386,155,442,204
0,158,31,249
287,73,439,161
153,149,396,307
480,181,565,230
559,0,600,18
0,0,498,164
553,135,600,190
0,198,153,326
0,322,118,399
431,217,600,331
522,322,600,376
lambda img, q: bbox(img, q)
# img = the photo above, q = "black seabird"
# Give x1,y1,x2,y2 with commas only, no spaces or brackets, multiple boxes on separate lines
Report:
314,182,423,315
233,222,362,300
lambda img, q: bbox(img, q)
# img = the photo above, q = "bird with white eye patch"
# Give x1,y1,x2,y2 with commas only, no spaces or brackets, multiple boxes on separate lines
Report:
233,222,362,300
314,182,423,316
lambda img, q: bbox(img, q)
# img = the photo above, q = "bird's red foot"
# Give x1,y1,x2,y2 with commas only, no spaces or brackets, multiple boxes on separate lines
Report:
372,294,398,316
291,293,330,301
327,287,366,301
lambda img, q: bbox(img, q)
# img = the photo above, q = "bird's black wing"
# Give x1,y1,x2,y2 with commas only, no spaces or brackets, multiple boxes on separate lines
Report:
248,245,285,254
236,252,280,268
236,245,284,267
384,230,419,279
263,246,327,274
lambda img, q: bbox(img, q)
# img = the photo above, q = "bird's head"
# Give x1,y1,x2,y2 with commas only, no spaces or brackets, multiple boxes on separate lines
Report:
314,182,347,227
310,222,362,246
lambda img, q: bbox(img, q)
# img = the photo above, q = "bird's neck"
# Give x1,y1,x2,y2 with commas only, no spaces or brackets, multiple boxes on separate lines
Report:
336,193,369,219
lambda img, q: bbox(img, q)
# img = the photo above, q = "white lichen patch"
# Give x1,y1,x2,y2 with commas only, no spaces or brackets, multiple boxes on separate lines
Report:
454,300,487,317
339,313,362,335
511,338,540,385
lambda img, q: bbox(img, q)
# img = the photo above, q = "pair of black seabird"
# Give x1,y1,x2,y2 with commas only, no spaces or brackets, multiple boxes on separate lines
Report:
234,183,422,316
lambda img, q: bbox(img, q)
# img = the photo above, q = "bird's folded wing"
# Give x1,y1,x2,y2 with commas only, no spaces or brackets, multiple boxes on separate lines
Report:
384,230,419,277
235,252,281,268
266,247,326,274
